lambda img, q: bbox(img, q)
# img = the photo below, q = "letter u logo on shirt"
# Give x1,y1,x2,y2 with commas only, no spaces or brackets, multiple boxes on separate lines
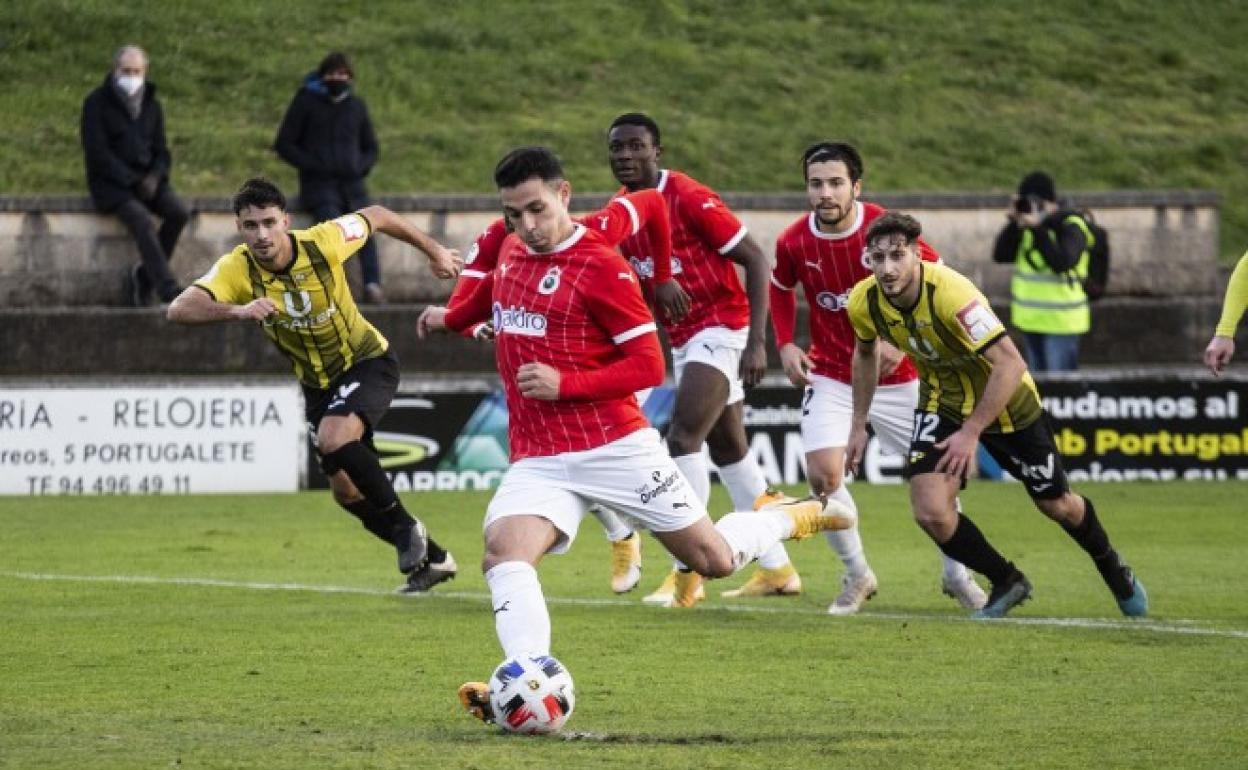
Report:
283,290,313,317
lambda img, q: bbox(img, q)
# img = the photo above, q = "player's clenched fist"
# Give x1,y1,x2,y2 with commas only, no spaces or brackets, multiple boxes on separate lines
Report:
516,362,561,400
233,297,278,321
428,246,463,280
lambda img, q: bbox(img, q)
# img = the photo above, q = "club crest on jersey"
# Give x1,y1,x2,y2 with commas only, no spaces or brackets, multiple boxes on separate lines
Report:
860,247,872,270
537,267,561,295
628,256,655,280
815,291,850,312
283,290,313,318
492,302,548,337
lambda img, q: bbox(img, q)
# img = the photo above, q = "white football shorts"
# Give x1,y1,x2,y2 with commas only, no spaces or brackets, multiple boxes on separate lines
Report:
484,428,707,554
672,325,749,406
801,375,919,454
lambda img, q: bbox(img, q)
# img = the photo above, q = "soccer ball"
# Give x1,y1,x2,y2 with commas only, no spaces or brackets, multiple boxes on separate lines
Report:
488,654,576,735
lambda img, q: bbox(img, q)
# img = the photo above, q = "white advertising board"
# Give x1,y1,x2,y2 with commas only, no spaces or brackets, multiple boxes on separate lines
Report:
0,385,305,495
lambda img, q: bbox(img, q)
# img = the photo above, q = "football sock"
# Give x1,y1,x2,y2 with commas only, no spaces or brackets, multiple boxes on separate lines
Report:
824,485,870,578
937,513,1015,586
941,497,974,582
588,504,634,542
716,456,792,570
485,561,550,658
1062,496,1133,598
714,508,791,572
343,498,393,544
673,452,711,506
325,441,416,538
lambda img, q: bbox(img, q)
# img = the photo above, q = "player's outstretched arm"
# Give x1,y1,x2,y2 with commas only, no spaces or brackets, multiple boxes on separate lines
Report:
1206,250,1248,375
357,205,463,279
845,337,880,476
167,286,275,324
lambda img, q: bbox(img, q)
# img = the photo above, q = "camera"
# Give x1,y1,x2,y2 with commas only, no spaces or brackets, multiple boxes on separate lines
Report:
1014,196,1040,215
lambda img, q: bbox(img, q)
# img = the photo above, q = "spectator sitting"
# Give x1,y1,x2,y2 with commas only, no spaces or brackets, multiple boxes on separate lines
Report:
274,52,384,304
80,44,188,306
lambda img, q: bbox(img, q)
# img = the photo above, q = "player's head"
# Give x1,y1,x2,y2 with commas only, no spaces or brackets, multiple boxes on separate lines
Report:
802,142,863,230
233,177,291,268
864,212,924,302
494,146,573,254
607,113,662,190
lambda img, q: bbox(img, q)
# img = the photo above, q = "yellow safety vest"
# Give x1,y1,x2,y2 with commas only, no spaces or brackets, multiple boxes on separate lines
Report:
1010,214,1092,334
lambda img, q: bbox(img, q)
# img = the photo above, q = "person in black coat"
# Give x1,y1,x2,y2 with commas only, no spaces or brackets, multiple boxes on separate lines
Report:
80,45,189,305
274,52,385,303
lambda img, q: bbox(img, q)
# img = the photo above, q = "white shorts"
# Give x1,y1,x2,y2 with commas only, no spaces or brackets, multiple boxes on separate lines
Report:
801,375,919,455
484,428,707,554
672,326,749,406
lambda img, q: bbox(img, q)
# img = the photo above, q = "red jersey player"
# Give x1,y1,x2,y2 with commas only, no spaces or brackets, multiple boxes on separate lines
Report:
416,147,852,728
770,142,986,614
607,113,801,604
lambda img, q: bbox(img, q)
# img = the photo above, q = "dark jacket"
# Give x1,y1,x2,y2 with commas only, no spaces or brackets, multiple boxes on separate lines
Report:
274,73,379,198
80,74,173,211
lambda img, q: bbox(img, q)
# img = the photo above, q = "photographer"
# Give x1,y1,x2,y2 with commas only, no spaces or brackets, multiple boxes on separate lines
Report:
992,171,1094,372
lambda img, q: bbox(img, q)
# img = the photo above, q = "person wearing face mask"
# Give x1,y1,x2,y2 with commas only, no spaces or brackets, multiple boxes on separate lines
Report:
274,52,384,304
81,44,189,306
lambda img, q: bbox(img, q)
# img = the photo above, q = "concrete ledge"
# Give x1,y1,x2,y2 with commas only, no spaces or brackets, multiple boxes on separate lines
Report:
0,190,1222,307
3,297,1239,377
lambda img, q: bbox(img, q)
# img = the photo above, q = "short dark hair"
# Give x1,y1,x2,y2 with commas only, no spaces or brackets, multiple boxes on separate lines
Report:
318,51,352,78
865,211,922,246
609,112,661,146
232,177,287,215
801,142,864,183
1017,170,1056,202
493,146,564,189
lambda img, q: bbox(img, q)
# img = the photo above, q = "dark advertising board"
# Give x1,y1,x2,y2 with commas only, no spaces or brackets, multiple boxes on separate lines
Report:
308,372,1248,489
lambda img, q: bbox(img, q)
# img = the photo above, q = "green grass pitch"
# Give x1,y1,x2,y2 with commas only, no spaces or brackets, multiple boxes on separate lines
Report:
2,481,1246,769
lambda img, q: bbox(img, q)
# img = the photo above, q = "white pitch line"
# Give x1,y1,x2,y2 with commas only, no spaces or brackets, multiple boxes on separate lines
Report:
4,570,1247,640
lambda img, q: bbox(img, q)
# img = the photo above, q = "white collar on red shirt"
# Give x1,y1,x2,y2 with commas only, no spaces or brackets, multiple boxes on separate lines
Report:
657,169,670,192
806,201,863,241
526,223,588,255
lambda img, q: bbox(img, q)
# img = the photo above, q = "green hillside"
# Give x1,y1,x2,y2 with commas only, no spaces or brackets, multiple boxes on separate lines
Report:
4,0,1246,258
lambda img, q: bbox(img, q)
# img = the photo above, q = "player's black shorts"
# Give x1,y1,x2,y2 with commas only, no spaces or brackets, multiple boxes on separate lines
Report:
905,409,1070,499
302,350,399,474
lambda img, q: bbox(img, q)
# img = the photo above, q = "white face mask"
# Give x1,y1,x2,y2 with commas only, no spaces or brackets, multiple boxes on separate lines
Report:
116,75,144,96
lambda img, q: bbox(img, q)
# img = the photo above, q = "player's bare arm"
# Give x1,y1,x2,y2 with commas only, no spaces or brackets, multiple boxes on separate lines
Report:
845,336,879,475
357,205,463,279
167,286,277,324
877,339,907,378
724,234,770,387
933,336,1028,479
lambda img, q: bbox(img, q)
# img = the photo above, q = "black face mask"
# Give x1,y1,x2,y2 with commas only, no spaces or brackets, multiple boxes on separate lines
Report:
325,79,351,97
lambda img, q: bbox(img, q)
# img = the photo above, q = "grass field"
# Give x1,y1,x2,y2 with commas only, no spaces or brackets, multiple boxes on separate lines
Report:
2,481,1246,769
3,0,1247,258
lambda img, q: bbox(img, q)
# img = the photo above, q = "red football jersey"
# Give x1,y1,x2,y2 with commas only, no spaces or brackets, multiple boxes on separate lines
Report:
445,196,668,460
771,202,939,385
615,170,751,348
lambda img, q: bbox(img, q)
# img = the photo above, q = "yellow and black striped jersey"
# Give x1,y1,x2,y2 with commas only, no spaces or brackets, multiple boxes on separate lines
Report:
847,262,1042,433
194,213,388,389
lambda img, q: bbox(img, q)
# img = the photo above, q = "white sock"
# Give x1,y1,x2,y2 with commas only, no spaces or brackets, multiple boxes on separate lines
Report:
485,561,550,658
823,485,870,578
673,452,711,506
714,508,792,572
716,456,791,571
588,504,633,542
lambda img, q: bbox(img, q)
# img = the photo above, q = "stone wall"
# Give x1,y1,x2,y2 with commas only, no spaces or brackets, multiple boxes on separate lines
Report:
0,190,1221,307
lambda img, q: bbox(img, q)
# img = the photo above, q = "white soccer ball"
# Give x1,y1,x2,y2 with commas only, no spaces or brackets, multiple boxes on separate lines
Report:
488,653,576,735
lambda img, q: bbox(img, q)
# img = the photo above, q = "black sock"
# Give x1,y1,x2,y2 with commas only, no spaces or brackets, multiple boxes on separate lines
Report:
326,441,416,539
343,498,394,545
938,514,1016,586
1063,496,1133,597
426,538,448,564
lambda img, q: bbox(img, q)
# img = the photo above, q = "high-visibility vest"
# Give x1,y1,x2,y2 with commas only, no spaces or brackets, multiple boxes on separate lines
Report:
1010,214,1092,334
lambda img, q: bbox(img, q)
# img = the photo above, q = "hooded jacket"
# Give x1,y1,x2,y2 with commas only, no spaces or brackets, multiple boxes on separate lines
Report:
80,74,172,211
274,73,379,192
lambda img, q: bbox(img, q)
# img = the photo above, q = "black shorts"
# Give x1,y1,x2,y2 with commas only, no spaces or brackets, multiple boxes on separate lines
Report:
302,350,399,474
905,409,1070,500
